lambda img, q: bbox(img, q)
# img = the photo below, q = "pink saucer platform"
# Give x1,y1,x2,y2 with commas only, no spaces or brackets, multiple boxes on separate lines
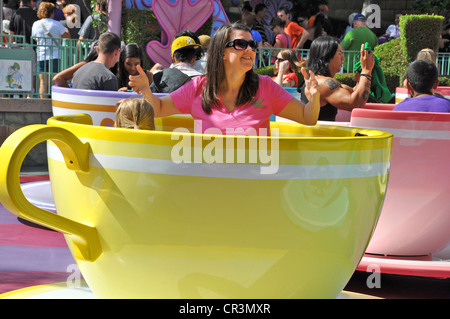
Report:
18,180,450,280
357,253,450,279
0,177,76,295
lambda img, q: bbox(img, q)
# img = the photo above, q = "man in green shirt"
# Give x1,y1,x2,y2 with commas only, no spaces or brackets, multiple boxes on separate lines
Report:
341,14,378,72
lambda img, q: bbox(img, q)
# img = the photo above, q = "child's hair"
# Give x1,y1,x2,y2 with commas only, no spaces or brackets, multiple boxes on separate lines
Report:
115,98,155,130
416,48,437,65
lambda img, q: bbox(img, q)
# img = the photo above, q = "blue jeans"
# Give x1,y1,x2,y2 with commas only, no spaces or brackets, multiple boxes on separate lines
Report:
39,59,60,73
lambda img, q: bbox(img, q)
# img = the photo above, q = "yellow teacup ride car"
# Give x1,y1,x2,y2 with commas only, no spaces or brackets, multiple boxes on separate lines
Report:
0,87,392,299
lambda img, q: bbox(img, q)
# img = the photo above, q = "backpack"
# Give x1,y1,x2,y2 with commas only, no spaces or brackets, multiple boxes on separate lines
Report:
150,68,191,93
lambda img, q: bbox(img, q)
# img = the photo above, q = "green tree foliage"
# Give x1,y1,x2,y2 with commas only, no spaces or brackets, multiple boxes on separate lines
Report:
121,8,161,69
411,0,450,22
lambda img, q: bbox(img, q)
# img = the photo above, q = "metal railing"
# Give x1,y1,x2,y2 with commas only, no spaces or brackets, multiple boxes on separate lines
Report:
0,34,92,99
0,35,449,99
438,52,450,76
256,47,450,76
255,47,361,72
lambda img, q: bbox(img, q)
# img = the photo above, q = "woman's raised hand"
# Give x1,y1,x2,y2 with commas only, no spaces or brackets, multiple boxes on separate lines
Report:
359,43,375,74
129,65,150,94
302,67,319,97
278,60,290,74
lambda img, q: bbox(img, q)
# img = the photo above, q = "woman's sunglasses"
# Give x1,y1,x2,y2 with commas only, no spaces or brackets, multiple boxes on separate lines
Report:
225,39,258,52
275,57,286,62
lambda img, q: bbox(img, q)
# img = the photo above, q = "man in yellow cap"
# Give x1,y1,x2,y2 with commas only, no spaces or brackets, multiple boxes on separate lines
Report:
150,35,203,93
170,35,203,77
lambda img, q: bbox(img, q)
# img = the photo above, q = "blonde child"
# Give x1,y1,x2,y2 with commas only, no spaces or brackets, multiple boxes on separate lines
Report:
115,98,155,130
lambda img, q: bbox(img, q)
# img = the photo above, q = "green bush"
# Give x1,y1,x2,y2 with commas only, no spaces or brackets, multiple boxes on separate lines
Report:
374,38,409,77
254,65,275,77
254,65,305,85
438,76,450,86
374,17,450,91
373,38,409,89
399,14,444,62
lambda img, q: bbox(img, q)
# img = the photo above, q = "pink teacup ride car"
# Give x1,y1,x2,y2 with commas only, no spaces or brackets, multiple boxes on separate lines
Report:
350,108,450,278
335,103,396,123
395,86,450,104
275,103,396,127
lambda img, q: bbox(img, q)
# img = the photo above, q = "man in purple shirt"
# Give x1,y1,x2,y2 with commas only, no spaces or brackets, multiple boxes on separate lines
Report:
394,59,450,112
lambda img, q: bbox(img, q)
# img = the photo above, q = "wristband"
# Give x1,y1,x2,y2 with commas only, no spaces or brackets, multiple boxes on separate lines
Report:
360,73,372,81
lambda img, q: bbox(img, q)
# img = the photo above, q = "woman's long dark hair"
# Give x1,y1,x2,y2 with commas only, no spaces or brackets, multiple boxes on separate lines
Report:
117,43,144,89
312,13,325,39
201,22,259,114
306,36,339,77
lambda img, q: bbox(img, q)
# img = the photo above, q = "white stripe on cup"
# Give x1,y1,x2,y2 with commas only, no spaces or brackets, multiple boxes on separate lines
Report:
350,124,450,140
52,92,127,106
47,144,389,180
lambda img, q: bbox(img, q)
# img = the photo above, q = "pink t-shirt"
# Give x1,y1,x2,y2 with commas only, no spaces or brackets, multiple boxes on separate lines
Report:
170,75,293,135
276,33,292,48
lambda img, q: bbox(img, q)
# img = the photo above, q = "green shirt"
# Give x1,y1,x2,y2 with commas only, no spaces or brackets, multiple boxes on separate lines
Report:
341,26,378,72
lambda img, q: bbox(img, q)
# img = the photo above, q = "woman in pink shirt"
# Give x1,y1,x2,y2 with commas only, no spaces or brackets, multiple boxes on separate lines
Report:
270,17,292,49
269,17,292,64
129,23,320,135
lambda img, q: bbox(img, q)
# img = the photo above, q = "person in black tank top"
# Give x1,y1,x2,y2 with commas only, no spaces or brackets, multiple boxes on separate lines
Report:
300,36,374,121
300,84,337,121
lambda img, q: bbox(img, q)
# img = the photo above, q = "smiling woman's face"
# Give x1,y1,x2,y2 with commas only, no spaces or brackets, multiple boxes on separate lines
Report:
223,29,255,73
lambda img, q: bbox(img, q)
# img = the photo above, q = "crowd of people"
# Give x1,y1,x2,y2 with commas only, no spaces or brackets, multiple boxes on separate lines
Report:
3,0,108,96
2,0,449,130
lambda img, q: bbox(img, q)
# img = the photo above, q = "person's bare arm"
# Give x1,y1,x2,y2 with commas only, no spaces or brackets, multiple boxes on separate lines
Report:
316,44,374,111
295,29,310,49
62,28,71,39
129,65,179,117
52,61,87,87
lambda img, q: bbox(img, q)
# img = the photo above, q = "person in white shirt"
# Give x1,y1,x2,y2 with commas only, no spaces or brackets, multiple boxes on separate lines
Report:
31,1,69,97
382,12,403,42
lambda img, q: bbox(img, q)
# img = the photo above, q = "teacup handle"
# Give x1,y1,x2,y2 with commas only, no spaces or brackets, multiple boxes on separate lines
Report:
0,124,102,261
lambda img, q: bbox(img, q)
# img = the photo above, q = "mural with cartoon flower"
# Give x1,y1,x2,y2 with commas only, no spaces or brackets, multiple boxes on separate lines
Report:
108,0,294,66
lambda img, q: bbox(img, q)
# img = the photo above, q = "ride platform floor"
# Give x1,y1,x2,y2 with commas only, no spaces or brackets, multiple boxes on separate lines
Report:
1,167,449,299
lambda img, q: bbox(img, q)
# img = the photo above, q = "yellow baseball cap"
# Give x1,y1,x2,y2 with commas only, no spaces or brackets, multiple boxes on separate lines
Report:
171,36,200,55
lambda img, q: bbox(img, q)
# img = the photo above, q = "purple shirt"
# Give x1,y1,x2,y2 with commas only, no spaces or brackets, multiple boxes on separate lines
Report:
171,75,293,135
393,95,450,113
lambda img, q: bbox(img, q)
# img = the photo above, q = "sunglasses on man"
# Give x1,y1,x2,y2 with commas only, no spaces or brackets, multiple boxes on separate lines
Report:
225,39,258,52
